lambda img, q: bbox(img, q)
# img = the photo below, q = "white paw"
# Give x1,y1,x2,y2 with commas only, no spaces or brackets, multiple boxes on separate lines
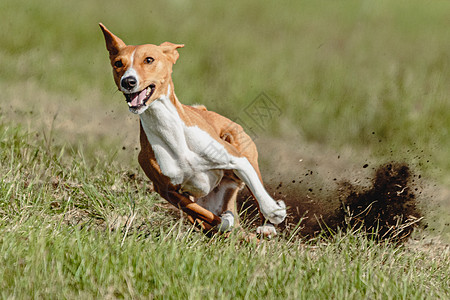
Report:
263,200,286,225
256,224,277,239
217,211,234,232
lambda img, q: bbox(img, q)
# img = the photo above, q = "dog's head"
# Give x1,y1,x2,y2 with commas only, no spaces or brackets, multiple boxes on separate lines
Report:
100,23,184,114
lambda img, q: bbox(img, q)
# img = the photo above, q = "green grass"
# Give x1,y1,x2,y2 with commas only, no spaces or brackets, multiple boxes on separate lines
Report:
1,124,449,299
1,0,450,298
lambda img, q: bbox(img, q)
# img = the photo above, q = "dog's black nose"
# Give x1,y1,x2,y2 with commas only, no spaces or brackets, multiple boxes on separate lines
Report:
121,76,137,91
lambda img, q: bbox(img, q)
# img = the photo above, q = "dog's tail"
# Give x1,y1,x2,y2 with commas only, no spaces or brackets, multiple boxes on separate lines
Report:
191,104,208,111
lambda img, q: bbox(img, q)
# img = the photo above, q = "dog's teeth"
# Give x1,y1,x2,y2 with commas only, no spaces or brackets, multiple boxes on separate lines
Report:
127,102,132,107
146,88,150,96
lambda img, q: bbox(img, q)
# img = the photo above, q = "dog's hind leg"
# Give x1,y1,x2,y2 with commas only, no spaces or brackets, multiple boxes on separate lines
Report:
196,176,244,232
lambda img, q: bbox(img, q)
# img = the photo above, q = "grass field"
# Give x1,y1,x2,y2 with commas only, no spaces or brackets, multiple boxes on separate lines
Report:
1,0,450,298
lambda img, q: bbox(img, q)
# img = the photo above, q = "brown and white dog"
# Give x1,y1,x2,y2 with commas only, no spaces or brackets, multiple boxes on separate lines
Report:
100,23,286,237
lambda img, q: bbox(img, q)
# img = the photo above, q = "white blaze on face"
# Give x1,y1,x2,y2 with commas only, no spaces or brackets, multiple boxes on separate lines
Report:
120,50,139,94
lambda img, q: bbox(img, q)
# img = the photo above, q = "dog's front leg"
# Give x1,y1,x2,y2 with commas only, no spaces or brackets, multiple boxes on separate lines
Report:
164,191,224,231
231,158,286,225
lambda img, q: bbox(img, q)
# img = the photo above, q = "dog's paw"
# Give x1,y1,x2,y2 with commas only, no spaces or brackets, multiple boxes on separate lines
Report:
256,223,277,239
264,200,286,225
217,211,234,232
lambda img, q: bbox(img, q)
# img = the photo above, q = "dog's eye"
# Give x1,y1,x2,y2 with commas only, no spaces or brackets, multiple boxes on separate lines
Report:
144,57,154,64
114,60,123,68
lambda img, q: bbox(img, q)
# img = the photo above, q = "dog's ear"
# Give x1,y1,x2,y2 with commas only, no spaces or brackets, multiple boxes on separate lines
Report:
99,23,126,56
160,42,184,64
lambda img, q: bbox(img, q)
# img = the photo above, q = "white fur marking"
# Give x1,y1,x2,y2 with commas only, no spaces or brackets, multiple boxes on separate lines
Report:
256,224,277,238
217,211,234,232
120,50,140,93
139,85,228,197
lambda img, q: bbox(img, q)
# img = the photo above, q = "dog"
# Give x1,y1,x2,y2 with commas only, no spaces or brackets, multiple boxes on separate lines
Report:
99,23,286,237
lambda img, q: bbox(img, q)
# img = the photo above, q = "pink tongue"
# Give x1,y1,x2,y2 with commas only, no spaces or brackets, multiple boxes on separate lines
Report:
130,89,148,107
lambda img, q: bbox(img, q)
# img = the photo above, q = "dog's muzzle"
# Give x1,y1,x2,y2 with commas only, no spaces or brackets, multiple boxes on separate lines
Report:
123,84,156,111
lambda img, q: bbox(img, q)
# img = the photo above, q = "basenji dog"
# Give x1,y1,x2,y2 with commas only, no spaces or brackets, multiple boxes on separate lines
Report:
99,23,286,237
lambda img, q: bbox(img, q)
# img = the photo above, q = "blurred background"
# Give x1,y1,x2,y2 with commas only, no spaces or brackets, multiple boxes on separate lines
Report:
1,0,449,238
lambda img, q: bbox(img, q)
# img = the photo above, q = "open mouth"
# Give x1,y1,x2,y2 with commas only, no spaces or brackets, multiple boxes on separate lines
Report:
124,84,156,110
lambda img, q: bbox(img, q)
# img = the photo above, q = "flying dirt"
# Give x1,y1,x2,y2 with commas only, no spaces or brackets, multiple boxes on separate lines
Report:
233,134,425,242
238,161,423,242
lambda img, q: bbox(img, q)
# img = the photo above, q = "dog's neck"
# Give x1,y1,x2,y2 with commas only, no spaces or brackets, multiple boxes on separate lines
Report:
155,77,184,112
139,82,190,156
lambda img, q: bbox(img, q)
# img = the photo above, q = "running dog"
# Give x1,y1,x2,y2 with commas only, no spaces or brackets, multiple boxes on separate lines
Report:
99,23,286,236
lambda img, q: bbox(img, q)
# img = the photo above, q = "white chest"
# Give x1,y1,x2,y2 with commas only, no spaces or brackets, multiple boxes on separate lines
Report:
139,94,231,197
